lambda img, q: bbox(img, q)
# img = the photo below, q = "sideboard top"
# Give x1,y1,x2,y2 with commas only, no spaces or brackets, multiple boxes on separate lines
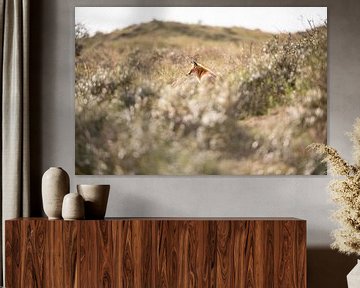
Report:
6,217,305,222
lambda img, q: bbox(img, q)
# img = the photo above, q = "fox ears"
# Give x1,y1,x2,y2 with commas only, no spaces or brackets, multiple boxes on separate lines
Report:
192,60,198,66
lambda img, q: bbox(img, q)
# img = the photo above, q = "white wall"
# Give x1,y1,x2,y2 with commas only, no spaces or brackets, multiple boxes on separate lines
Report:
32,0,360,248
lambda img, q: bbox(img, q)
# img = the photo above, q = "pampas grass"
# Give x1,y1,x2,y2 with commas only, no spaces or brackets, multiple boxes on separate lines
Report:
309,118,360,255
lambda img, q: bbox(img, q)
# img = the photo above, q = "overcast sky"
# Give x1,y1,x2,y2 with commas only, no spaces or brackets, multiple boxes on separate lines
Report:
75,7,327,35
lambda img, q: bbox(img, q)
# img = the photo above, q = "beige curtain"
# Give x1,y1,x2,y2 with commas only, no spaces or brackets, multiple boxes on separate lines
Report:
0,0,29,284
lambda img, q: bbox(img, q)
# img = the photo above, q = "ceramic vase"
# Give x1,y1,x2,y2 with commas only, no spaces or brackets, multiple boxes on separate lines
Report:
42,167,70,219
62,192,85,220
77,184,110,219
347,259,360,288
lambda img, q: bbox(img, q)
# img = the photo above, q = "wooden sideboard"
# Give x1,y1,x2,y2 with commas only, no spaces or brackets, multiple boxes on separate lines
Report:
5,218,306,287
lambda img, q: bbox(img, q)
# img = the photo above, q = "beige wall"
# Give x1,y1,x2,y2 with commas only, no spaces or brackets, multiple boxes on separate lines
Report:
29,1,360,286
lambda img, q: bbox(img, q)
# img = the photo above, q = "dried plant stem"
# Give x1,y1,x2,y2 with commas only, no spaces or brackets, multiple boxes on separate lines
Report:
308,118,360,256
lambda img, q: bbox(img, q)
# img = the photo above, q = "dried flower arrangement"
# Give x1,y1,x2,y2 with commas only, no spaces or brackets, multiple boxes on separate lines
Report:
309,118,360,255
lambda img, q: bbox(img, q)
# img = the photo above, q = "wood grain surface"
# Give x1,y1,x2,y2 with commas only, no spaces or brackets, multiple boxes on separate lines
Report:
5,218,306,287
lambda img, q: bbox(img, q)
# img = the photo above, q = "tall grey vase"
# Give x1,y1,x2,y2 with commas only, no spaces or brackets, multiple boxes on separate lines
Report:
42,167,70,219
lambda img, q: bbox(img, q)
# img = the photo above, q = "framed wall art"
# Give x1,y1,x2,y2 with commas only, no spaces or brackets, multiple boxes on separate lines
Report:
75,7,327,175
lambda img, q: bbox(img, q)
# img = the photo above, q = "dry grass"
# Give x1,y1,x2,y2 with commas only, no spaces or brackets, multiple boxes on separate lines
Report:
75,20,327,175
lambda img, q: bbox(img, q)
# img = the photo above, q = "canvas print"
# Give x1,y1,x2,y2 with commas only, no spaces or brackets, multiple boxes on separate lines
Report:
75,7,327,175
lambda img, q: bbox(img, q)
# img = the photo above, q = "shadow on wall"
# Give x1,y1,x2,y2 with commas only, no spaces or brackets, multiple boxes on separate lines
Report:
308,248,357,288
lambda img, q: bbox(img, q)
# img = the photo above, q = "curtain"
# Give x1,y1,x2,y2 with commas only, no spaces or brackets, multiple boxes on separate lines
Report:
0,0,29,284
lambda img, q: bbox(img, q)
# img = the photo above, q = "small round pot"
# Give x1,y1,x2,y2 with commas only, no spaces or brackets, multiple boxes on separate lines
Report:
77,184,110,219
62,192,85,220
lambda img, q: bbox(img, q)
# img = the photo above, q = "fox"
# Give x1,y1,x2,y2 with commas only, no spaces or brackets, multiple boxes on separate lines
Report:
187,61,217,83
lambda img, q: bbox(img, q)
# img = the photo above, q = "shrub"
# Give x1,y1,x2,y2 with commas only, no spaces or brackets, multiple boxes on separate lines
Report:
75,22,327,175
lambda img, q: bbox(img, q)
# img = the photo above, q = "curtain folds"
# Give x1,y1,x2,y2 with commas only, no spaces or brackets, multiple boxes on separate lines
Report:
0,0,29,284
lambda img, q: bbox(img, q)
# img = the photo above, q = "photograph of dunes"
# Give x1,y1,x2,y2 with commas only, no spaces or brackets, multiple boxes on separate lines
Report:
75,7,327,175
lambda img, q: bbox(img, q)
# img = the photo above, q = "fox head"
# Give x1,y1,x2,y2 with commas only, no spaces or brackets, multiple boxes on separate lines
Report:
186,61,216,83
187,61,199,76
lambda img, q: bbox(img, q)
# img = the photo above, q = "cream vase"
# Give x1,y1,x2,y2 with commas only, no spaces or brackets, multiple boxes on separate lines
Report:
347,260,360,288
42,167,70,219
62,192,85,220
77,184,110,219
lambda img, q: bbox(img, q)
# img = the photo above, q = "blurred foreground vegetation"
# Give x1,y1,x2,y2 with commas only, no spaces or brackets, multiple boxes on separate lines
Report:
75,20,327,175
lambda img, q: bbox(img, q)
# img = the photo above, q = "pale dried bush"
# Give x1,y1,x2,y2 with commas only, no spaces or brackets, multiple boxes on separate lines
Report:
75,22,327,175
